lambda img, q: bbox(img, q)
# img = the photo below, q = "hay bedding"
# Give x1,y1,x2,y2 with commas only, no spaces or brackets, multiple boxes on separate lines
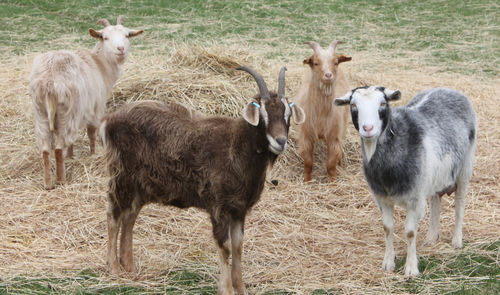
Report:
0,45,498,294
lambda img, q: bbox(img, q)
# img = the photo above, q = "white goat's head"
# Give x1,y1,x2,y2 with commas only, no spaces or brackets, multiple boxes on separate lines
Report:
238,66,306,155
303,40,352,87
335,86,401,140
88,16,143,62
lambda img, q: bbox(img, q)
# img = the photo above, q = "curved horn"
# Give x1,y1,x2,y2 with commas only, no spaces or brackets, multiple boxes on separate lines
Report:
304,41,321,53
96,18,111,27
237,66,270,101
277,66,287,99
328,40,342,53
117,16,124,25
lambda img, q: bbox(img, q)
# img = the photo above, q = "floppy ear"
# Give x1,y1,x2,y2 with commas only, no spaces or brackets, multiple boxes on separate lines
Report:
88,28,103,39
384,89,401,101
334,91,352,106
303,56,313,67
242,101,260,126
127,29,144,37
290,103,306,124
338,54,352,64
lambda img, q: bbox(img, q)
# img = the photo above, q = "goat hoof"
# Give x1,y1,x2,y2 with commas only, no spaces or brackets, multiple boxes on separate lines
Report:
382,260,395,272
424,234,439,246
44,184,55,190
451,238,463,249
404,267,420,277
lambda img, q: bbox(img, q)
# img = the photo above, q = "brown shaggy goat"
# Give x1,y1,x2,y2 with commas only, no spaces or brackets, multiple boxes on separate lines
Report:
101,67,305,294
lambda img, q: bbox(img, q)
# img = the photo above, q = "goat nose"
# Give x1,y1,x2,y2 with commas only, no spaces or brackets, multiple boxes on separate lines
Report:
324,73,333,79
363,124,374,132
117,46,124,52
276,137,287,147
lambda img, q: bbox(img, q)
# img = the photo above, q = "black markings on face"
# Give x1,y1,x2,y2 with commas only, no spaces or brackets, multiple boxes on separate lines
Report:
378,103,390,132
350,104,359,131
469,128,475,143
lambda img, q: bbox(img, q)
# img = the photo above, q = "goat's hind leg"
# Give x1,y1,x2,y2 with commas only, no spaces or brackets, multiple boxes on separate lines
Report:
452,156,473,248
42,150,53,190
87,125,97,154
425,194,441,246
107,196,122,275
120,198,141,272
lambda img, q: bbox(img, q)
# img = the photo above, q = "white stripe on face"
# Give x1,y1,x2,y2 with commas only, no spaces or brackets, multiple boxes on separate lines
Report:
351,86,386,139
281,98,291,124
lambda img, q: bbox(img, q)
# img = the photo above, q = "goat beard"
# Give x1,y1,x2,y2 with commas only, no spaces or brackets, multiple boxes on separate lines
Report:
318,81,334,97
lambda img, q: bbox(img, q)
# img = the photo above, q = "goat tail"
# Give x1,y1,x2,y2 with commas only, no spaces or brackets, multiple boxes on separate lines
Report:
45,91,58,132
100,119,124,205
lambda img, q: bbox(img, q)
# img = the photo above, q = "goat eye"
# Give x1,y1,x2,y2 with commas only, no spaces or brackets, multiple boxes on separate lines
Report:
103,37,109,40
313,62,319,66
380,102,387,107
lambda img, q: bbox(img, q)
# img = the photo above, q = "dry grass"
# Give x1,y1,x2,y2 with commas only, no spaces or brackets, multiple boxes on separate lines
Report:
0,44,499,294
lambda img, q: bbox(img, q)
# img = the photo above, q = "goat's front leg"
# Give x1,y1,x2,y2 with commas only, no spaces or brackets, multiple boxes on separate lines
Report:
378,199,395,272
404,199,426,276
299,137,314,182
211,215,233,295
87,125,97,154
230,219,247,295
326,137,342,180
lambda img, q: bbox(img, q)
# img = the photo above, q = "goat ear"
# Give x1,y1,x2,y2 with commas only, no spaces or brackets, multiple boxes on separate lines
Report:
338,54,352,64
242,101,260,126
128,29,144,37
334,91,352,106
291,103,306,124
384,89,401,101
89,28,103,39
303,56,313,67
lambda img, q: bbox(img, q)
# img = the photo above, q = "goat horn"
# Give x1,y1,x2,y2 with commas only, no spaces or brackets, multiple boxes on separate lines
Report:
117,16,124,25
329,40,343,53
304,41,321,53
96,18,111,27
277,66,287,99
237,66,270,101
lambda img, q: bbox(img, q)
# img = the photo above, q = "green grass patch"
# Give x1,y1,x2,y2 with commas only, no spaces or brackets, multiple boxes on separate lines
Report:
394,241,500,294
0,268,217,294
1,0,498,77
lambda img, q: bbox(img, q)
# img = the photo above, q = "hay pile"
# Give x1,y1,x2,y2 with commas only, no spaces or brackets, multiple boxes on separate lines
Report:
0,44,498,294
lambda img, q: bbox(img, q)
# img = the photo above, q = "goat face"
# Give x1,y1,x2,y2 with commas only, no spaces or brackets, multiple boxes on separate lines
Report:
335,86,401,140
303,40,351,87
239,66,305,155
89,16,143,62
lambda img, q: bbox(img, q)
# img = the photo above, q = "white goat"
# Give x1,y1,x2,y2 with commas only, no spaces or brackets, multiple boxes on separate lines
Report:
295,40,352,182
335,86,476,276
29,16,143,189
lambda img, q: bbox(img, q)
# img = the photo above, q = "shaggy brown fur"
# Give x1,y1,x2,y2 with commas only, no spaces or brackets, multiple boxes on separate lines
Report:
102,67,304,294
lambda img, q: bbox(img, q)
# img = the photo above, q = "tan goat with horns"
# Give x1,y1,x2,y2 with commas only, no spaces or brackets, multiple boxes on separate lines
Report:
295,40,352,182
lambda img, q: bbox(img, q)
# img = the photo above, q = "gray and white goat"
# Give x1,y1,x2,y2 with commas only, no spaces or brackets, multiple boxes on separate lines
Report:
335,87,476,276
